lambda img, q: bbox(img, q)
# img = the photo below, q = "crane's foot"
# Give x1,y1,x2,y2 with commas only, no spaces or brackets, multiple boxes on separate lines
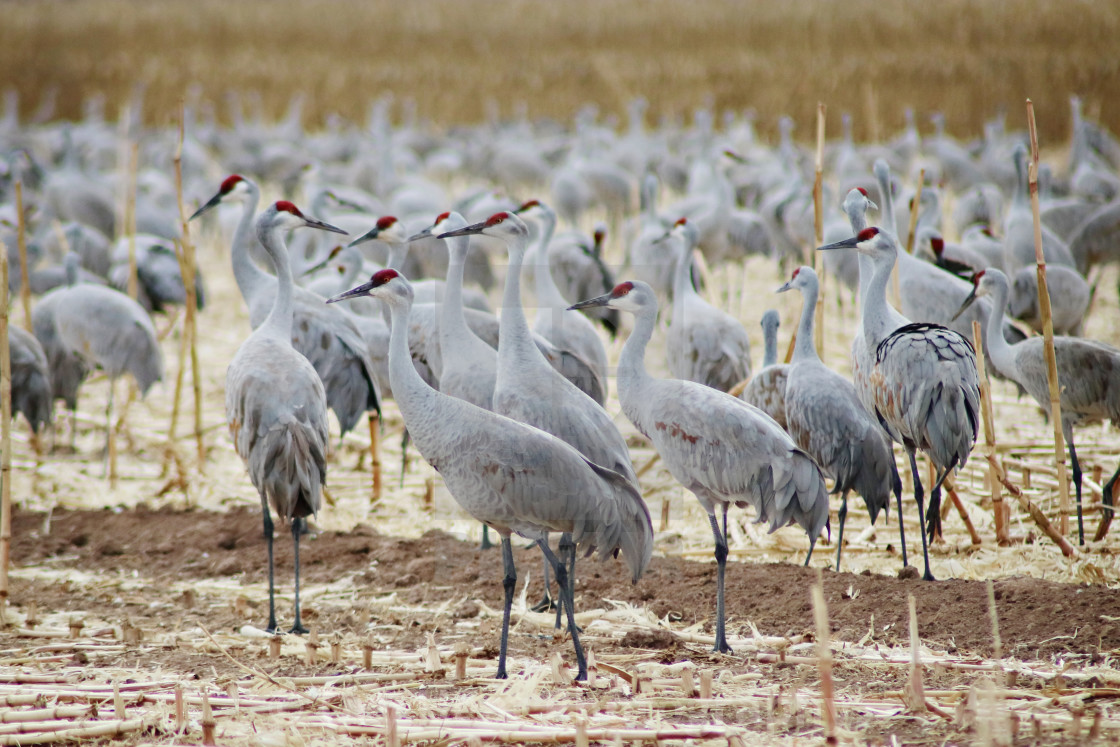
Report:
712,639,734,655
922,570,937,582
288,623,309,636
530,593,555,613
495,667,508,680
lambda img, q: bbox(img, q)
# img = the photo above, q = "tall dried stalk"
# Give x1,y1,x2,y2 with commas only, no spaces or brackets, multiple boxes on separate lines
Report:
973,320,1010,543
13,183,31,333
812,103,826,359
1026,100,1071,540
811,576,836,743
0,240,11,617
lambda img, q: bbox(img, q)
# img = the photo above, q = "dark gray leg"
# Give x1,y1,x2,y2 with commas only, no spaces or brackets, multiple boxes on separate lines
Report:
290,518,309,635
531,540,554,613
708,513,733,654
836,491,849,572
497,536,516,679
480,524,494,551
554,533,575,630
891,461,908,567
261,499,278,633
907,450,935,581
539,541,588,681
1069,438,1085,545
1096,462,1120,541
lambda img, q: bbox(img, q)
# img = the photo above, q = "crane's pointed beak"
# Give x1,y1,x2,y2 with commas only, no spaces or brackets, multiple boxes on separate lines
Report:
817,236,861,252
407,226,434,242
775,280,794,294
326,280,376,304
189,192,223,221
303,216,347,235
867,198,879,211
951,287,979,321
348,225,381,248
568,291,613,311
438,220,487,239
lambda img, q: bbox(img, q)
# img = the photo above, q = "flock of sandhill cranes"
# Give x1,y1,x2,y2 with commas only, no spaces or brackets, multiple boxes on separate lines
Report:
3,92,1120,679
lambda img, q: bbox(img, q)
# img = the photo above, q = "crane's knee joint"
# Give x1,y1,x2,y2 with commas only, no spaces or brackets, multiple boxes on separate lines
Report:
714,541,729,564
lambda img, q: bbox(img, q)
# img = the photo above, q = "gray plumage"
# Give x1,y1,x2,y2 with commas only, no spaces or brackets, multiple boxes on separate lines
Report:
820,226,980,581
961,267,1120,544
665,219,751,392
190,175,380,437
548,224,620,337
1067,198,1120,274
1007,264,1090,337
740,309,788,430
226,201,334,635
1002,144,1077,275
571,279,828,654
9,325,53,434
109,235,206,314
328,268,652,681
777,267,897,571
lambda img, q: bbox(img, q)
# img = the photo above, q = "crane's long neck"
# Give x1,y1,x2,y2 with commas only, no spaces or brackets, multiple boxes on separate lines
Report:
860,250,899,349
762,321,778,368
671,240,696,316
845,199,873,300
498,237,542,376
617,304,657,405
875,165,897,238
386,295,441,436
791,280,820,364
981,279,1021,381
1011,150,1027,210
231,184,272,306
256,223,295,340
532,215,568,311
440,236,475,353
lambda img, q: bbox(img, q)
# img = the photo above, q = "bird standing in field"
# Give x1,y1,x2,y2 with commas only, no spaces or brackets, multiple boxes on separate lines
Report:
328,267,652,681
819,227,980,581
571,280,828,653
956,268,1120,543
777,266,898,571
226,201,343,634
740,309,789,430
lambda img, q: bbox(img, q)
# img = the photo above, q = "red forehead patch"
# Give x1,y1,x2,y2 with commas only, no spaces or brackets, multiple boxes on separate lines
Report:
435,211,451,224
857,227,879,241
856,187,868,196
518,199,540,211
972,269,986,285
275,200,302,216
220,175,244,194
930,237,944,253
372,268,400,286
376,216,397,230
486,212,510,226
791,267,801,279
674,217,688,227
611,281,634,297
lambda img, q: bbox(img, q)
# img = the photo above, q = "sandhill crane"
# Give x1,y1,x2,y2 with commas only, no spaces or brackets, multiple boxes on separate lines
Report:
548,223,619,337
439,211,638,619
9,325,52,436
777,266,898,571
664,218,751,392
109,235,206,314
822,187,878,295
515,200,609,402
228,201,338,634
190,175,381,441
328,269,653,681
955,268,1120,544
1002,145,1077,276
740,309,788,430
571,280,828,653
820,227,980,581
1007,264,1090,337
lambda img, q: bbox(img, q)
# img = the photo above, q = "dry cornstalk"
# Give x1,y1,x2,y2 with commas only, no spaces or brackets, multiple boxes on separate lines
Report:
660,498,670,531
987,580,1002,660
904,174,924,256
0,717,151,745
985,453,1076,557
201,689,215,746
973,320,1010,543
13,183,31,333
812,102,826,359
369,413,381,502
1026,100,1071,540
904,594,926,713
385,704,399,747
0,239,11,618
810,578,837,743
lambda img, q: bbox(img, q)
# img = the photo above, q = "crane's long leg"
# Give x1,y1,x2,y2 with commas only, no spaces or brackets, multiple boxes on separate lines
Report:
400,429,411,488
836,491,849,572
539,541,587,681
496,535,517,680
1068,437,1085,545
891,461,908,567
531,540,554,613
1094,461,1120,541
290,518,309,635
708,513,733,654
907,450,935,582
261,498,278,634
554,533,575,631
480,524,494,551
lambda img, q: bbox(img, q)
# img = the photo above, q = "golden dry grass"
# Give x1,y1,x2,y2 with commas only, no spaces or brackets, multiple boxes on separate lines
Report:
1,0,1119,139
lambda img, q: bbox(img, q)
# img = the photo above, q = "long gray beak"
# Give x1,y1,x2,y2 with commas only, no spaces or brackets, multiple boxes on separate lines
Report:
952,287,979,321
817,235,861,252
304,217,347,235
438,220,487,240
776,280,794,294
348,225,381,247
408,226,434,242
568,291,612,311
189,192,223,221
866,198,879,211
326,279,376,304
